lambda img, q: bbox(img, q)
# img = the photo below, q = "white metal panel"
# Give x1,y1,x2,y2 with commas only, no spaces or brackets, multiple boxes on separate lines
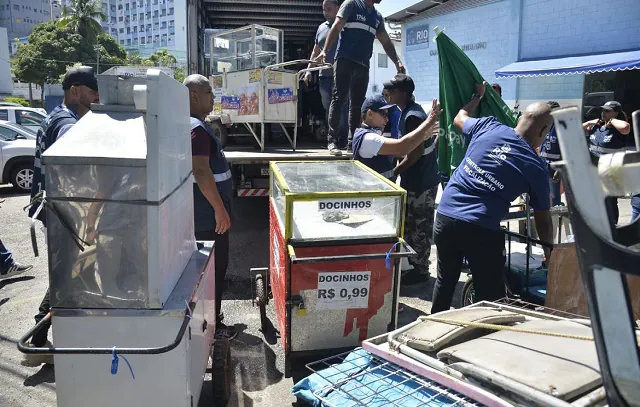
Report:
263,71,298,123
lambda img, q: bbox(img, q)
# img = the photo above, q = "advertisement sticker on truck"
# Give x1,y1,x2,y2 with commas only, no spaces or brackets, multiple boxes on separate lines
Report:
316,271,371,309
318,198,373,212
268,88,295,104
221,96,240,110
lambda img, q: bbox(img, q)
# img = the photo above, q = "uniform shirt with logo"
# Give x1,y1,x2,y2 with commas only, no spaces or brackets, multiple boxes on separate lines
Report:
438,117,550,230
398,101,440,193
588,123,627,156
539,125,562,164
191,117,233,233
352,124,396,181
336,0,384,67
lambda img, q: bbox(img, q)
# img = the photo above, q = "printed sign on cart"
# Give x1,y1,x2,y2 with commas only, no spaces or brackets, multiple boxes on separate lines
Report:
268,88,295,104
318,198,373,212
317,271,371,309
221,96,240,110
249,69,262,83
212,75,223,89
268,71,283,85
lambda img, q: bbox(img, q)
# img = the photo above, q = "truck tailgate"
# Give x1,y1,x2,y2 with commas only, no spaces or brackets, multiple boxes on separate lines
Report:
225,146,352,165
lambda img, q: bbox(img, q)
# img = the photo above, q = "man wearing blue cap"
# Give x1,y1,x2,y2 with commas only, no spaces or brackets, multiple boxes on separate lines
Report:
352,95,441,181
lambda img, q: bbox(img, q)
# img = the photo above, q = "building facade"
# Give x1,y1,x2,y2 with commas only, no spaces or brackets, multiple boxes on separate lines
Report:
366,39,402,98
389,0,640,118
0,0,61,47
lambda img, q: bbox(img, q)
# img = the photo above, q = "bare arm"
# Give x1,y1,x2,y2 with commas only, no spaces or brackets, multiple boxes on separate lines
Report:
533,209,554,261
393,117,424,176
608,118,631,135
582,119,600,135
304,43,322,84
376,29,404,73
453,82,487,131
192,156,231,234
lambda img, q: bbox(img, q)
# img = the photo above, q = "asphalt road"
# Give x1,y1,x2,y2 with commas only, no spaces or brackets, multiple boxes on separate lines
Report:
0,184,632,407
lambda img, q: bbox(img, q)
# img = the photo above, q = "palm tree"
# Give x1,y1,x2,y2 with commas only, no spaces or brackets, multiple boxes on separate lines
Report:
58,0,107,41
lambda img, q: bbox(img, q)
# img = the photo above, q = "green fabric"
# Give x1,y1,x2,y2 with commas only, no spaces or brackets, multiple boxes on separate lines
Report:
436,31,518,176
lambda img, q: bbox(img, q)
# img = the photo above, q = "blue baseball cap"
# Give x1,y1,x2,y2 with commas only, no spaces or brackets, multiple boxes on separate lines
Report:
361,95,396,115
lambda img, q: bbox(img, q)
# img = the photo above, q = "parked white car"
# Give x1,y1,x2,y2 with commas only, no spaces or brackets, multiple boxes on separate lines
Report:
0,106,47,132
0,121,36,192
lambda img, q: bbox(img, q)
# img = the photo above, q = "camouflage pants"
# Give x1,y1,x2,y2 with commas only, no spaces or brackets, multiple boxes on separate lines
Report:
405,185,438,273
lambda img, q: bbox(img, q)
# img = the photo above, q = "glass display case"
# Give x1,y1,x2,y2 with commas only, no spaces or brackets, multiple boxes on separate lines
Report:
209,25,283,74
270,161,406,242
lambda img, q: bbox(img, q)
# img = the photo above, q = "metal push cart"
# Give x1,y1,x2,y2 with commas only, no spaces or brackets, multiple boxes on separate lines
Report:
18,69,232,407
254,160,416,376
208,25,331,151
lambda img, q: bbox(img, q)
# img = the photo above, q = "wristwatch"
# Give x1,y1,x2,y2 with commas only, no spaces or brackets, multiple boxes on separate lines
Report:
471,93,482,100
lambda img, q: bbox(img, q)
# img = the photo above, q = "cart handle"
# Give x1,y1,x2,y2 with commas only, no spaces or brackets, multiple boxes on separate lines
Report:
17,302,194,355
264,59,332,72
287,239,416,264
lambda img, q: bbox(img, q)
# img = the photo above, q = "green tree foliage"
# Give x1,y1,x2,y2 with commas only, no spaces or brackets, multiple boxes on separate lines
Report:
58,0,107,41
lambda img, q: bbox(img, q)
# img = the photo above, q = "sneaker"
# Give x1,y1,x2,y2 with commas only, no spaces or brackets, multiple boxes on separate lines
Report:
215,322,238,340
328,143,342,156
21,341,54,366
0,263,33,280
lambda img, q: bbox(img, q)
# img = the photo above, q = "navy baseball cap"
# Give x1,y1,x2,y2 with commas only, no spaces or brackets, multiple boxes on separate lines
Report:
383,74,415,94
361,95,395,115
602,100,622,113
62,66,98,92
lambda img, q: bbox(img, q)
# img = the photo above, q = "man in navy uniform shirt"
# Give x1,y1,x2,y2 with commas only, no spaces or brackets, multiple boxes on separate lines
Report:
315,0,405,156
431,82,554,313
184,74,236,340
539,101,562,207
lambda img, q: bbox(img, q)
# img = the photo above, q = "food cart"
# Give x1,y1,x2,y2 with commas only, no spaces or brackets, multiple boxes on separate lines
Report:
18,69,231,406
255,160,416,376
208,25,330,151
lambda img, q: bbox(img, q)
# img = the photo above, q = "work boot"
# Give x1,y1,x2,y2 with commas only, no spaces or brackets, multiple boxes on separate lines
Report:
0,263,33,280
21,341,54,366
401,266,430,286
328,142,342,156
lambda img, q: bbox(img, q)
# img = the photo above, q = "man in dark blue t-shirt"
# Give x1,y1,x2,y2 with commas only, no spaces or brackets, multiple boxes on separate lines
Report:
315,0,405,156
431,82,554,314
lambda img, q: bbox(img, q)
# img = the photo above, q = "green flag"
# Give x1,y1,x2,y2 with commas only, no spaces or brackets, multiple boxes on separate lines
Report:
436,30,517,177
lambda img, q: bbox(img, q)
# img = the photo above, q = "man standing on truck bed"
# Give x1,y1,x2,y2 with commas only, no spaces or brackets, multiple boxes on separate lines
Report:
184,74,237,340
315,0,405,156
431,82,554,314
384,74,441,285
22,66,100,367
305,0,349,149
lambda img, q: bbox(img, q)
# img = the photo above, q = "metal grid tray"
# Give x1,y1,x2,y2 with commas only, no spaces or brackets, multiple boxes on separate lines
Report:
306,349,484,407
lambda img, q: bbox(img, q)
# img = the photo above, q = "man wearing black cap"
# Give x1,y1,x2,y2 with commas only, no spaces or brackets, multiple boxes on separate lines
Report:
384,74,441,284
582,100,630,224
23,65,99,367
352,95,441,180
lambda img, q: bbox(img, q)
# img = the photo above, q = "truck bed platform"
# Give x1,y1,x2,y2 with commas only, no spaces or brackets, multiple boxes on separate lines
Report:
225,145,352,165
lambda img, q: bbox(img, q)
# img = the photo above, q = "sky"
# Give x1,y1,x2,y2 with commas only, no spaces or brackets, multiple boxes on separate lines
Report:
376,0,419,18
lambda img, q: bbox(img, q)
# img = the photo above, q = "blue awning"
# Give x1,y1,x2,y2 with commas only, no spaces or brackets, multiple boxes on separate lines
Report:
495,50,640,78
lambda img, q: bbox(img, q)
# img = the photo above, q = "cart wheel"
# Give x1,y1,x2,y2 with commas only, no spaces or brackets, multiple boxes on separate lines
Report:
210,120,229,147
255,274,268,332
461,277,475,307
211,339,231,407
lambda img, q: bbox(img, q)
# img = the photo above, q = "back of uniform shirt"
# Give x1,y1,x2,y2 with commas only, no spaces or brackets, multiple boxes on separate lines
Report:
438,117,550,230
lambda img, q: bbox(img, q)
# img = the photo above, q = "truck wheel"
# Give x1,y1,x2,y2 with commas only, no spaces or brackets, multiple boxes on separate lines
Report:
461,277,475,307
211,339,231,407
255,274,268,333
210,120,229,147
11,162,33,193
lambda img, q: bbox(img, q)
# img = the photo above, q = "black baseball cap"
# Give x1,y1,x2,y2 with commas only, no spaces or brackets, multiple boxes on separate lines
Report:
62,66,98,92
383,73,415,94
361,95,395,115
602,100,622,113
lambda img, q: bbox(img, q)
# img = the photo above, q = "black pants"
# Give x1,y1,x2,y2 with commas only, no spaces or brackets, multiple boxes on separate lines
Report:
328,58,369,146
33,288,50,347
431,213,506,314
195,230,230,324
